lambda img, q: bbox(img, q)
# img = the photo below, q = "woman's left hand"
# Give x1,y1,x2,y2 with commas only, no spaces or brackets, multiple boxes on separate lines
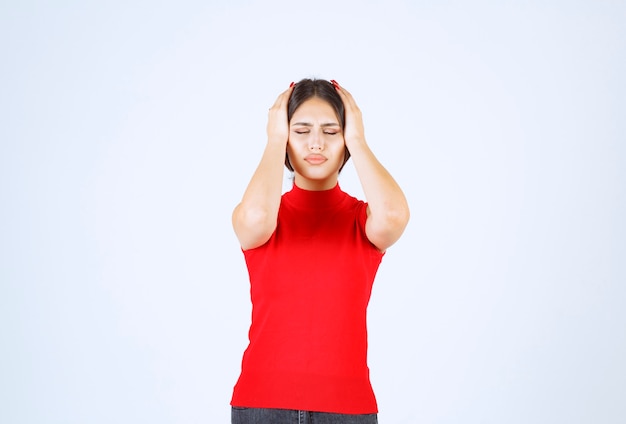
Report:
331,80,366,150
330,79,410,252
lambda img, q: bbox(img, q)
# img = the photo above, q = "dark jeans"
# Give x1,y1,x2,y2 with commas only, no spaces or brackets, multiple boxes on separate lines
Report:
231,407,378,424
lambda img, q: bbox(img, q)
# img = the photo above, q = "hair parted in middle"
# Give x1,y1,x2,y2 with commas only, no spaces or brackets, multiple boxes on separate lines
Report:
285,78,351,172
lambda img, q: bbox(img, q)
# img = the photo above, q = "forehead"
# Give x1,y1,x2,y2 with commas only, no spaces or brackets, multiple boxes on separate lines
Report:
291,97,338,120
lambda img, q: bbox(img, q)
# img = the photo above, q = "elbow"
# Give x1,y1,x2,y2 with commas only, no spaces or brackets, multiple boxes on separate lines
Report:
367,205,410,252
385,203,410,231
232,205,277,249
236,206,268,226
233,205,276,232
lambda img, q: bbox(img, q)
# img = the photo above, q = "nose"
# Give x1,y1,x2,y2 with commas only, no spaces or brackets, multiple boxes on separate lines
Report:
308,130,324,151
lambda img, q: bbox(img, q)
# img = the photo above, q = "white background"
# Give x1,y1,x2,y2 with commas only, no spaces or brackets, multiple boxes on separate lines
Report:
1,0,625,423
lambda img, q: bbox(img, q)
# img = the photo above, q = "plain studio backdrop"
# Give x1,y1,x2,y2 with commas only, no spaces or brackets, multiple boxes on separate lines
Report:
1,0,624,423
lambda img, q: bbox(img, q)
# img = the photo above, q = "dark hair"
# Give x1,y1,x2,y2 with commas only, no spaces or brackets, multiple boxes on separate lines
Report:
285,78,351,172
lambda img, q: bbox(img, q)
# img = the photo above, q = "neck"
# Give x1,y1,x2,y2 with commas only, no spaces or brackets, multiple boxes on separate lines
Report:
293,174,339,191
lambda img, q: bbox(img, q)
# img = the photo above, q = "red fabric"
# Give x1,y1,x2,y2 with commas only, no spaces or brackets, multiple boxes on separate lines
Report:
231,184,384,414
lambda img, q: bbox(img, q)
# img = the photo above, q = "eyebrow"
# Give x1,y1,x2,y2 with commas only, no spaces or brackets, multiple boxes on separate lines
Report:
291,122,341,127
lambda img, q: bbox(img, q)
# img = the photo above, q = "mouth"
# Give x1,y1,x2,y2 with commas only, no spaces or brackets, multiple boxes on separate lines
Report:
304,154,327,165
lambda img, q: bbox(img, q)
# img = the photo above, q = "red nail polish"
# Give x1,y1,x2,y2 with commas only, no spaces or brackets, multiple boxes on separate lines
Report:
290,82,295,88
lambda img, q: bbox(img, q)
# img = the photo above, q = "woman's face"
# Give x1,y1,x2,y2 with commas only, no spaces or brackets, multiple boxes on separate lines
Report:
287,97,345,190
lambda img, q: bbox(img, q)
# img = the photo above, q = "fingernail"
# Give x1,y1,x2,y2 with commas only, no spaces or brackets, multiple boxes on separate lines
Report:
330,80,339,90
290,82,295,88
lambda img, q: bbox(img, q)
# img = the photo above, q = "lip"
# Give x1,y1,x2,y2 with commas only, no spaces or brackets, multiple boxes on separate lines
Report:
304,154,327,165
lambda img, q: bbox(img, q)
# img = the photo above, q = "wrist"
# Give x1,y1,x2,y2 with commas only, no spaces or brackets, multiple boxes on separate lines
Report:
345,135,367,149
267,135,288,147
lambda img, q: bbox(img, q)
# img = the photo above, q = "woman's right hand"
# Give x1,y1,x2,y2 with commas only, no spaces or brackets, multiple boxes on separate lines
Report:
266,84,294,144
232,83,295,250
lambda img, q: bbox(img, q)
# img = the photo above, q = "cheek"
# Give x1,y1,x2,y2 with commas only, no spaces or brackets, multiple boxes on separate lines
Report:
287,135,305,148
285,143,301,162
328,136,346,151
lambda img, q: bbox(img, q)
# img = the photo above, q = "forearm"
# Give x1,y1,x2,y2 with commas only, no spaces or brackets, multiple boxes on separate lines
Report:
239,140,285,211
349,139,410,249
351,141,408,215
233,139,286,248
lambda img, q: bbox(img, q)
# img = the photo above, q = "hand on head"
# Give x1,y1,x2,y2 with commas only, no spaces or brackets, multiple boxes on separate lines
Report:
266,83,295,145
330,80,366,149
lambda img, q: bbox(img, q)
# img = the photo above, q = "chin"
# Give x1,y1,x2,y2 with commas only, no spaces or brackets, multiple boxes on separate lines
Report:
296,164,341,178
300,169,338,180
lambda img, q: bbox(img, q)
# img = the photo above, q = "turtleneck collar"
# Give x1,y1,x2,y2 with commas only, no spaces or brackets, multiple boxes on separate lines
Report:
284,183,347,211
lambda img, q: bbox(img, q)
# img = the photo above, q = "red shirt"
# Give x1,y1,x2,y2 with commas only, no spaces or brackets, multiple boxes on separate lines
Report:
231,184,384,414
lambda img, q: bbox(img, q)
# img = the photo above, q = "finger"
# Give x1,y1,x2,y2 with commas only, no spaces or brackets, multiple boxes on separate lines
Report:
331,79,352,97
270,84,295,111
331,80,358,108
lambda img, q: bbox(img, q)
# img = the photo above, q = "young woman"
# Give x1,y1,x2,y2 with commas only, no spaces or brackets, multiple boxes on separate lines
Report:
231,78,410,423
